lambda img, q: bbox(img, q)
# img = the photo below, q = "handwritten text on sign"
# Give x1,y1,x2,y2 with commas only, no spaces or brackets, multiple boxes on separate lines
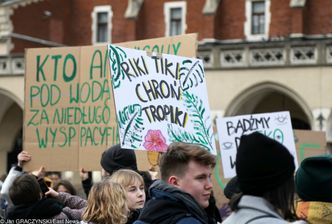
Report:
108,45,216,154
216,111,298,178
26,49,118,149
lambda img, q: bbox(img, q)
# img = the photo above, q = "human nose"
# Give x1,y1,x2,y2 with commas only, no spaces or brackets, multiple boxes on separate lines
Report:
137,188,144,196
205,176,213,189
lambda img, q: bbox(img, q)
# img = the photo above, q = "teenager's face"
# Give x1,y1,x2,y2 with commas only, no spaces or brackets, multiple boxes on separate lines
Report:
175,160,213,208
126,180,146,210
57,185,70,194
48,174,60,184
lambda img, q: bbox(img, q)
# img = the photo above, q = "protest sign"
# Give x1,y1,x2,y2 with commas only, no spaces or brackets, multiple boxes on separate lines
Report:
24,34,198,171
108,45,216,154
294,129,327,162
117,33,197,57
216,111,298,178
211,129,326,209
24,46,118,171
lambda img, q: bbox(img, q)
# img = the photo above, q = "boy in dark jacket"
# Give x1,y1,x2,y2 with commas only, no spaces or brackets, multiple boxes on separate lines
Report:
134,142,217,224
7,174,86,220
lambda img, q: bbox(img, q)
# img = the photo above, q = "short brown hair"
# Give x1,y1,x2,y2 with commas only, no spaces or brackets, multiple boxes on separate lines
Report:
160,142,216,181
9,174,41,205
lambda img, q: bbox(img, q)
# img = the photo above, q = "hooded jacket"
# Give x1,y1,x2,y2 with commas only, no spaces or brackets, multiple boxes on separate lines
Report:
223,195,307,224
7,197,65,219
133,180,209,224
7,192,86,220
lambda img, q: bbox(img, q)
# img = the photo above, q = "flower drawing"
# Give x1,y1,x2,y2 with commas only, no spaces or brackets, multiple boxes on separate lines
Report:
143,130,168,152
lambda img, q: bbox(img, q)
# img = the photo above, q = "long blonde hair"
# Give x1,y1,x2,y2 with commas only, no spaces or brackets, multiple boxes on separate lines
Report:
82,181,128,224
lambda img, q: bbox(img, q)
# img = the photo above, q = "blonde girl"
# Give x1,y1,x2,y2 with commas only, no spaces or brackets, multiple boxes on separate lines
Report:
81,180,128,224
110,169,146,224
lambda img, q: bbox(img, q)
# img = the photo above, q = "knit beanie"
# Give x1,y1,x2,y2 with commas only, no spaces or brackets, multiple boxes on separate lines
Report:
100,144,138,175
236,132,295,195
295,155,332,203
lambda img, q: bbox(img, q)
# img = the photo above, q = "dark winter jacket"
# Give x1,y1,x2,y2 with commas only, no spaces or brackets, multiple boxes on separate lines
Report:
7,192,86,220
127,209,141,224
7,197,64,219
133,180,210,224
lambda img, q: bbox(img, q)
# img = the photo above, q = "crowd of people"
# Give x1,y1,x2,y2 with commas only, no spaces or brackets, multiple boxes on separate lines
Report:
0,132,331,223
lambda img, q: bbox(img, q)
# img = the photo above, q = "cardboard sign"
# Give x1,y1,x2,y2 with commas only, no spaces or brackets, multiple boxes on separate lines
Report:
294,129,327,162
117,33,197,57
108,45,216,154
24,46,118,171
216,111,298,178
23,34,198,171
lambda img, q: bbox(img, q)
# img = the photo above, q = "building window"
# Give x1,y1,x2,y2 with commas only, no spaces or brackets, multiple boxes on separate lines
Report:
92,6,112,44
251,1,265,34
164,2,186,36
97,12,108,42
245,0,270,41
170,8,182,36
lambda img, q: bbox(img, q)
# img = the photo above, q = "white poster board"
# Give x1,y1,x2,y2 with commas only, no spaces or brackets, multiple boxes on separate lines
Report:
216,111,298,178
108,45,216,154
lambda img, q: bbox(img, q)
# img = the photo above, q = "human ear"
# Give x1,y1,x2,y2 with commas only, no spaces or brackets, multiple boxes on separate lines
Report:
168,176,179,186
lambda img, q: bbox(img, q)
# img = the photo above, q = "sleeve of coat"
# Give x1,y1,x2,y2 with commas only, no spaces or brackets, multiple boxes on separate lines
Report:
57,192,87,220
0,167,23,195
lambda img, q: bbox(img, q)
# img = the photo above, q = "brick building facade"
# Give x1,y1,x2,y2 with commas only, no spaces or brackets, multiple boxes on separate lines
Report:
8,0,332,50
0,0,332,176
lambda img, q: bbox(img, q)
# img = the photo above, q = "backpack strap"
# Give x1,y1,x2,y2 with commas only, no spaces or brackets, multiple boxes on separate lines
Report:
245,214,276,224
240,206,279,224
